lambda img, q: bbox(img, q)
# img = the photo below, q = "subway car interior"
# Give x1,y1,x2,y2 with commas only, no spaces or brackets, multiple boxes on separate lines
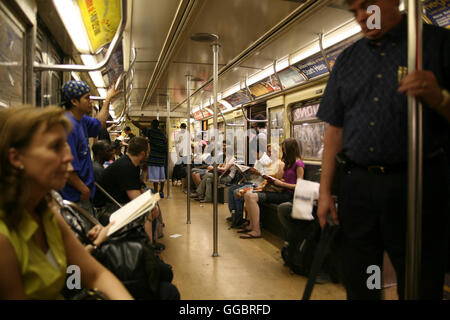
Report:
0,0,449,301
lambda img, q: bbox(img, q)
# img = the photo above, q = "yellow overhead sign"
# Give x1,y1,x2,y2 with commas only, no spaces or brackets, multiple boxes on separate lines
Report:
78,0,121,52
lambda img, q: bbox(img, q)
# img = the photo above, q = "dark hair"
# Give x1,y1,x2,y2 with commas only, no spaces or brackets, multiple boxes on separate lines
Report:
60,96,80,110
127,136,149,156
111,140,121,149
253,114,266,129
281,138,302,171
92,140,111,163
151,119,159,129
180,123,187,129
124,126,131,131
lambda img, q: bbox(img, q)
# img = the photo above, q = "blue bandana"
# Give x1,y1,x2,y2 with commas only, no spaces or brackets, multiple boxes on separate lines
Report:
60,80,90,105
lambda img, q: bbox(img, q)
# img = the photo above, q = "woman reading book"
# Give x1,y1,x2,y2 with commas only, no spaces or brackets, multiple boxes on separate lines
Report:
240,138,304,239
0,106,133,299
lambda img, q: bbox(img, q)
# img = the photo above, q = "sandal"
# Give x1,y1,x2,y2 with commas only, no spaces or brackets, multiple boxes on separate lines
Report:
240,232,261,239
237,228,252,233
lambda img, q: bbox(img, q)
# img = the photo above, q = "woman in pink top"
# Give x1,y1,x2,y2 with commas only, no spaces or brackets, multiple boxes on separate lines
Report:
240,138,304,239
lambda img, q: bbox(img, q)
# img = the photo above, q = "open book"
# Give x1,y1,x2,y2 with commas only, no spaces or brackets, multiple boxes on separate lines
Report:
234,163,251,173
107,191,160,236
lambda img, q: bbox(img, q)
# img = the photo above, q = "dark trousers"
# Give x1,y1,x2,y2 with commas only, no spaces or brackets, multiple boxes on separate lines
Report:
338,154,449,299
277,202,294,242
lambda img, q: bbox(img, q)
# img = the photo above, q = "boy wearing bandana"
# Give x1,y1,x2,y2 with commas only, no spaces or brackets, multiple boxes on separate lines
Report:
59,80,121,215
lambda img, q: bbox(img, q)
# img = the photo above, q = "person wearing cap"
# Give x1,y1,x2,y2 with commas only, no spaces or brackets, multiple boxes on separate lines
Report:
59,80,121,215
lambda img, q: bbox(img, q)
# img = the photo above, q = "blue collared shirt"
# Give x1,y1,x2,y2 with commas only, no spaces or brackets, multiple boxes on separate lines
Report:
317,16,450,166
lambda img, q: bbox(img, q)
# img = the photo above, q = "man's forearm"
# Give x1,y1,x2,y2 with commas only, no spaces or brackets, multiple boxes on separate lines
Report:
319,125,343,195
97,99,110,128
67,171,88,193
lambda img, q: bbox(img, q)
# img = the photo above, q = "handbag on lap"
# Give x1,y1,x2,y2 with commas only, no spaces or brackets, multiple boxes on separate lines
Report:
51,192,162,299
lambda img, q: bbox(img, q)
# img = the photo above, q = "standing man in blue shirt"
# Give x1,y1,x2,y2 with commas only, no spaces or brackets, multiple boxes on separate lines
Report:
60,80,121,215
317,0,449,299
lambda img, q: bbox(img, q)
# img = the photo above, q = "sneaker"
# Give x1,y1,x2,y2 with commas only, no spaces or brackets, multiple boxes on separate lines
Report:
190,193,200,198
159,192,164,198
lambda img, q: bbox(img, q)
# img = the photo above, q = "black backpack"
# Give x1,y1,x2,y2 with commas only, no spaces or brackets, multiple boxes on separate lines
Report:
281,219,321,276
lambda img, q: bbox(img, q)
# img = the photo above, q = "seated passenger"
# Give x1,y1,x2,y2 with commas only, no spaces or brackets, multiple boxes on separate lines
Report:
0,106,133,299
97,136,159,243
227,144,281,228
92,140,113,211
190,140,237,203
111,139,123,161
240,138,304,239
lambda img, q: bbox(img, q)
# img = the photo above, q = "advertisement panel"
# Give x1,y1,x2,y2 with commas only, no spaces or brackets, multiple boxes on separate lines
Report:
423,0,450,28
78,0,121,52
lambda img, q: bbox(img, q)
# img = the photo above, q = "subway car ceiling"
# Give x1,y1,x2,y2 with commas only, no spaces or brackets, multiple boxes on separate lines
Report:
5,0,421,124
24,0,358,124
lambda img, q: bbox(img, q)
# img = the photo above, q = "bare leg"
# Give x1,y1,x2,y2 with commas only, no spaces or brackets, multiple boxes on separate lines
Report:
243,192,261,237
192,172,201,187
144,219,153,243
142,163,148,182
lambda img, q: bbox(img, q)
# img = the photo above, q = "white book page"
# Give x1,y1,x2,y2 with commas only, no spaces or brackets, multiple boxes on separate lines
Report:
235,164,250,172
107,191,160,236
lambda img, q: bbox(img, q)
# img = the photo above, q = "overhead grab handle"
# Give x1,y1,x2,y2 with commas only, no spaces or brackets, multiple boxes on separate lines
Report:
239,104,268,123
33,0,128,72
318,33,332,73
216,107,244,127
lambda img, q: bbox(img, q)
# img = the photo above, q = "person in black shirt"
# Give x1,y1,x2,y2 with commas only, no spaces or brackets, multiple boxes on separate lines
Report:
99,136,148,204
317,0,449,300
91,140,113,212
98,136,159,241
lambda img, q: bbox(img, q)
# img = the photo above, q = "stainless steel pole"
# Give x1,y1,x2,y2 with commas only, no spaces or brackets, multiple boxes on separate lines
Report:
166,94,171,200
186,75,192,224
405,0,423,299
212,43,220,257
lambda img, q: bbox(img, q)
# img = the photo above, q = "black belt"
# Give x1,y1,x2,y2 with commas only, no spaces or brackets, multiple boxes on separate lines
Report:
337,148,445,175
345,161,405,175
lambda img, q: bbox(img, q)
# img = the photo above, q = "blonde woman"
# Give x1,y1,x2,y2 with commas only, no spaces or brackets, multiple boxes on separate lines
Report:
0,106,133,300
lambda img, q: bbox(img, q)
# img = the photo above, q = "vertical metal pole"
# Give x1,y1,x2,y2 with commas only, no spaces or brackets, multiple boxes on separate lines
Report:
166,94,171,200
212,43,220,257
405,0,423,300
122,75,127,119
186,75,192,224
26,23,36,105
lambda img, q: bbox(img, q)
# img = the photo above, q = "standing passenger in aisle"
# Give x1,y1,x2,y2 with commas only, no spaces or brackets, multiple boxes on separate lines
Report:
59,80,121,215
144,119,168,198
317,0,450,299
